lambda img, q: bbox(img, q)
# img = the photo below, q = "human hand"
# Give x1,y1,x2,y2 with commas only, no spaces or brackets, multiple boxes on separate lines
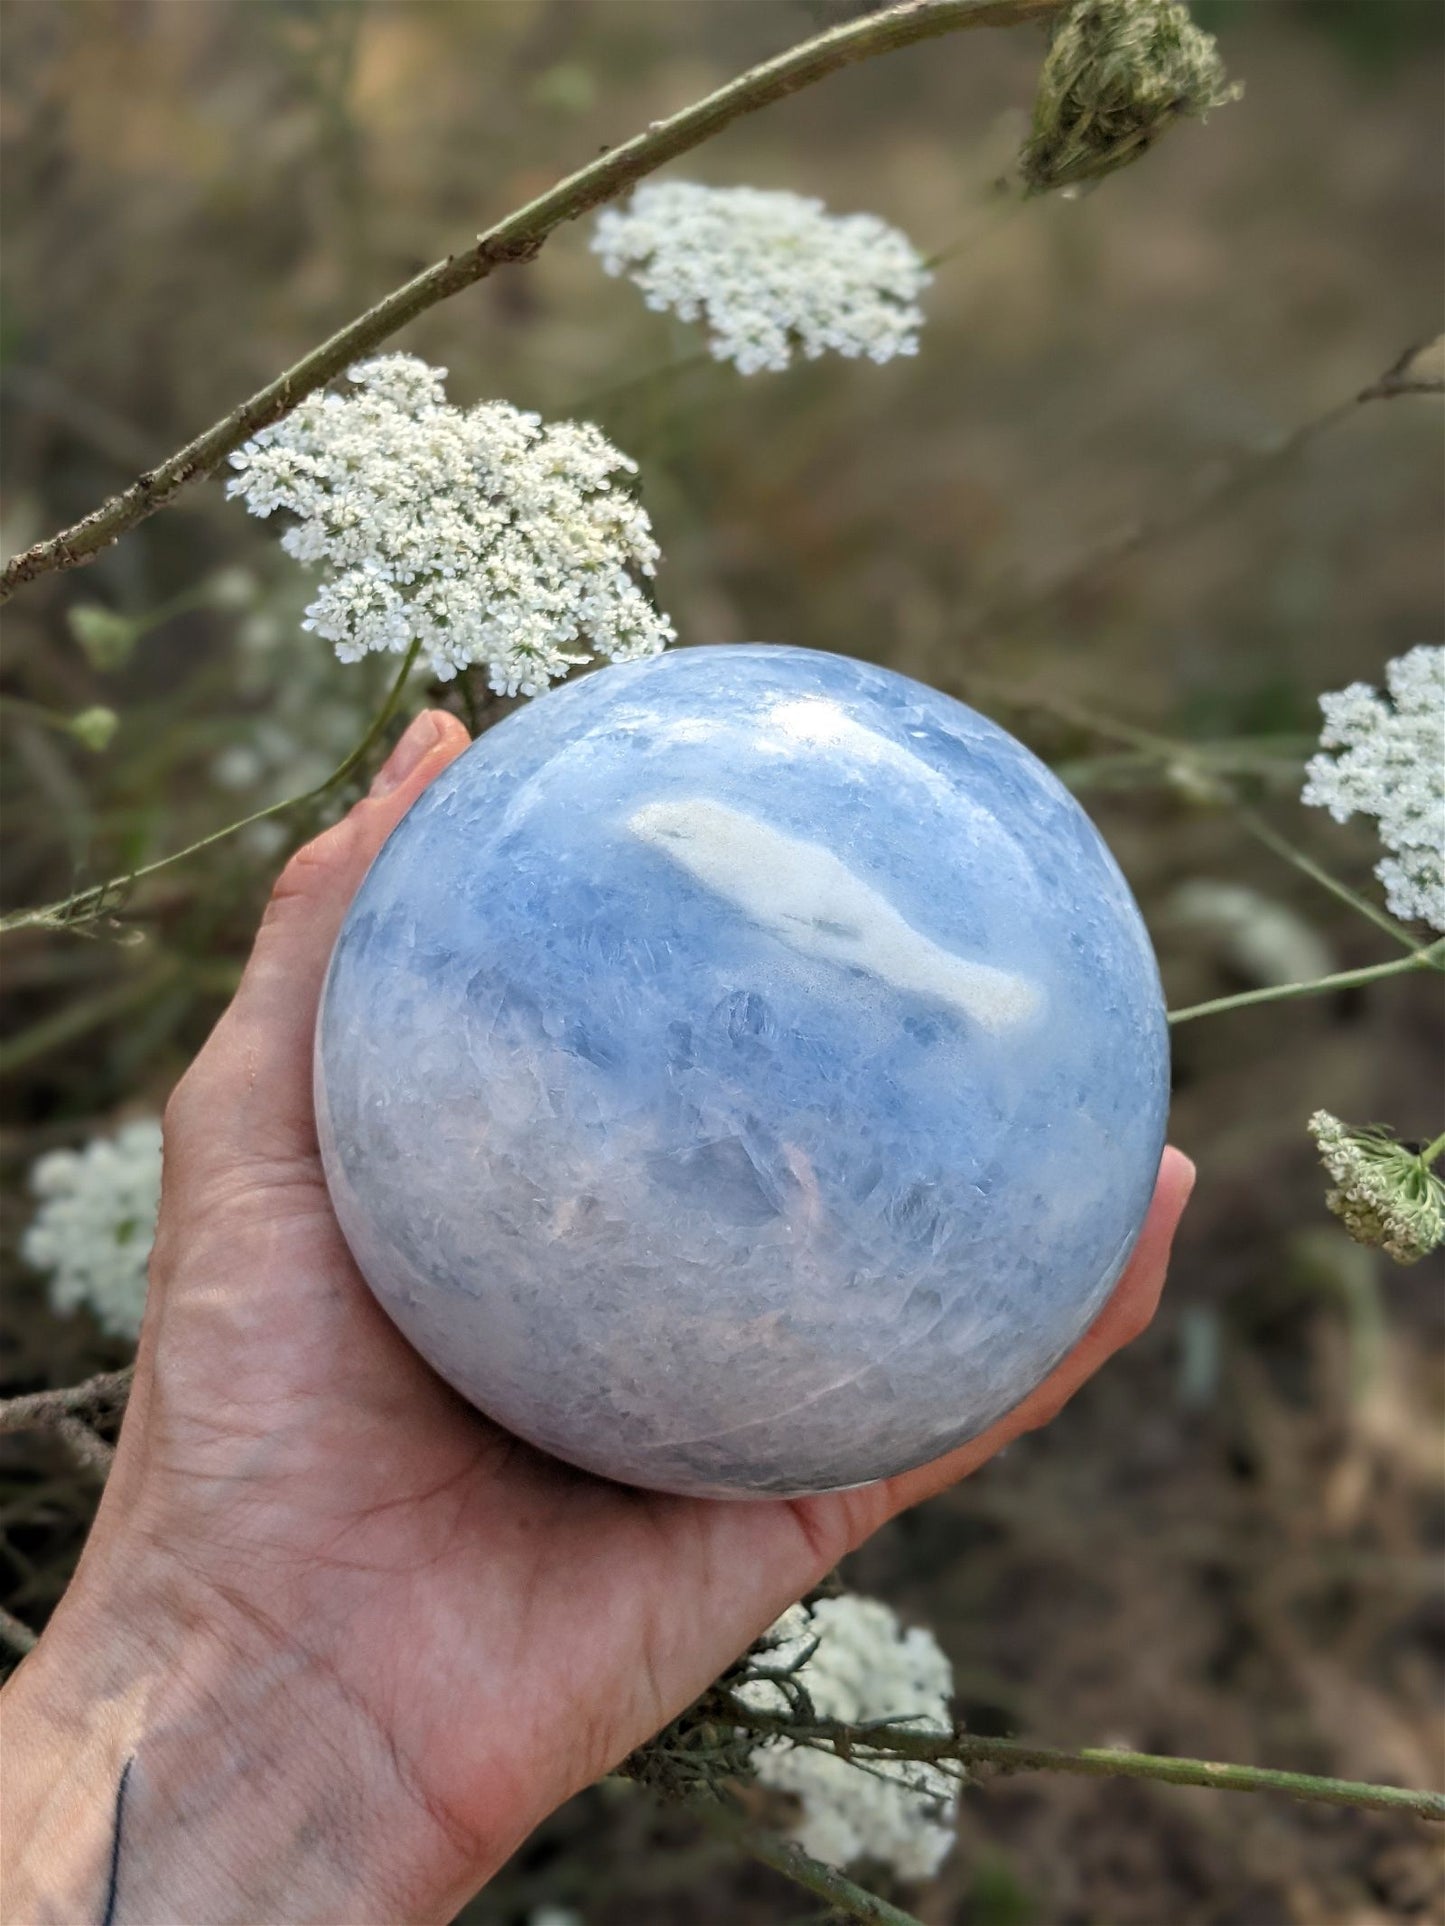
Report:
3,710,1194,1925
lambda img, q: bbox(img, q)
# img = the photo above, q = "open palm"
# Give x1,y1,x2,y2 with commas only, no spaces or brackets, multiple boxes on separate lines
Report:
64,710,1191,1920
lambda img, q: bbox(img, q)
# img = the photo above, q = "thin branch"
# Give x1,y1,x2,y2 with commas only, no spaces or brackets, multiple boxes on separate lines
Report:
0,0,1062,602
1167,938,1445,1026
0,638,422,937
1356,333,1445,402
0,1366,135,1438
733,1709,1445,1823
696,1801,927,1925
0,1604,39,1658
974,334,1444,631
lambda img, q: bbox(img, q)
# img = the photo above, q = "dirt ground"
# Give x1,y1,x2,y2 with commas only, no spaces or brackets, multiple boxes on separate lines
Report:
3,4,1442,1922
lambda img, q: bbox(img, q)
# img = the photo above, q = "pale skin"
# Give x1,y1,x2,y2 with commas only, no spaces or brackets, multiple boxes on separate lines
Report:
3,710,1195,1925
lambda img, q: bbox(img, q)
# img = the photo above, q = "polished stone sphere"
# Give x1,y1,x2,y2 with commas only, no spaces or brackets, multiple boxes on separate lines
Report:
316,646,1169,1498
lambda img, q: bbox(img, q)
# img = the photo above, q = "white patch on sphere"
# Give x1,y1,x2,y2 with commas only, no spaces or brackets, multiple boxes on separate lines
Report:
628,796,1042,1033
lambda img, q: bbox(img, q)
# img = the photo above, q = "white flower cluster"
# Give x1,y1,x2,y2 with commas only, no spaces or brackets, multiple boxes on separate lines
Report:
737,1594,958,1880
227,355,674,696
22,1120,163,1340
592,182,930,376
1302,645,1445,931
1308,1111,1445,1267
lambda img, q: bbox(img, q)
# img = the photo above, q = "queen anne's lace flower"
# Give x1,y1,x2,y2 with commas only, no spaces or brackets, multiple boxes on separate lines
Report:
227,356,674,696
1302,646,1445,931
737,1595,957,1879
592,182,930,376
22,1120,163,1340
1308,1111,1445,1266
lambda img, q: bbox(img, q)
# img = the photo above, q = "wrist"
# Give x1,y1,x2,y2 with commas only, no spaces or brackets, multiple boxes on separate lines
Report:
2,1547,490,1925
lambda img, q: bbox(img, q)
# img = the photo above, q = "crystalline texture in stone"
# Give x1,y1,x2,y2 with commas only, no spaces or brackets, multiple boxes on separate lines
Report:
316,645,1169,1497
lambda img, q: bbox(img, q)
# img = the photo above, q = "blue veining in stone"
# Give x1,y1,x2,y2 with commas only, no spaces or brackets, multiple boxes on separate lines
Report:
315,645,1170,1498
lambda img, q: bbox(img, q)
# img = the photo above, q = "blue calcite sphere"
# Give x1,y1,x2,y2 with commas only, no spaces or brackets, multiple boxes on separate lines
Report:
316,646,1168,1498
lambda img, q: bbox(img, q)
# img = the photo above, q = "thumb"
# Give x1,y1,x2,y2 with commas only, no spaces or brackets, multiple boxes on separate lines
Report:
172,710,471,1164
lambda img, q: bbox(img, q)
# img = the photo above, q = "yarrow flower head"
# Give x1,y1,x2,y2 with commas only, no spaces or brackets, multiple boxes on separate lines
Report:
1302,646,1445,931
22,1119,163,1339
1308,1111,1445,1267
736,1594,958,1880
591,182,930,376
227,355,674,696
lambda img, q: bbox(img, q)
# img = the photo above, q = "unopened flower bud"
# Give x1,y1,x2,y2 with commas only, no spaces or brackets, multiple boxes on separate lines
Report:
67,604,139,671
1308,1111,1445,1267
69,705,119,752
1020,0,1241,196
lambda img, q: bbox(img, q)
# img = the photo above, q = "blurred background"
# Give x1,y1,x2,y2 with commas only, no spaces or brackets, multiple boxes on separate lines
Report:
2,2,1442,1921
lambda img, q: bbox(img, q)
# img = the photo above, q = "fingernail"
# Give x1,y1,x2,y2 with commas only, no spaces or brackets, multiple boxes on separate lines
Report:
371,712,443,798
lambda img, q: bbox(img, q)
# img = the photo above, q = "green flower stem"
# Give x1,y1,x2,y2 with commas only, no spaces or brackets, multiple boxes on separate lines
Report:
1422,1132,1445,1168
0,961,182,1077
1168,939,1445,1026
961,1735,1444,1820
0,638,423,938
733,1708,1445,1822
946,1734,1445,1819
0,0,1065,603
922,183,1028,270
696,1801,926,1926
129,578,222,635
958,674,1431,957
1233,804,1421,954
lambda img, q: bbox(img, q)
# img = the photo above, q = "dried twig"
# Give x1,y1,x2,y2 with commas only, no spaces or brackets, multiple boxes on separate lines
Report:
0,1366,134,1440
972,333,1444,633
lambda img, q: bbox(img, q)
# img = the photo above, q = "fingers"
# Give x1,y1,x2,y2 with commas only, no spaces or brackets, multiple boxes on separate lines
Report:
871,1146,1195,1522
170,710,471,1160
